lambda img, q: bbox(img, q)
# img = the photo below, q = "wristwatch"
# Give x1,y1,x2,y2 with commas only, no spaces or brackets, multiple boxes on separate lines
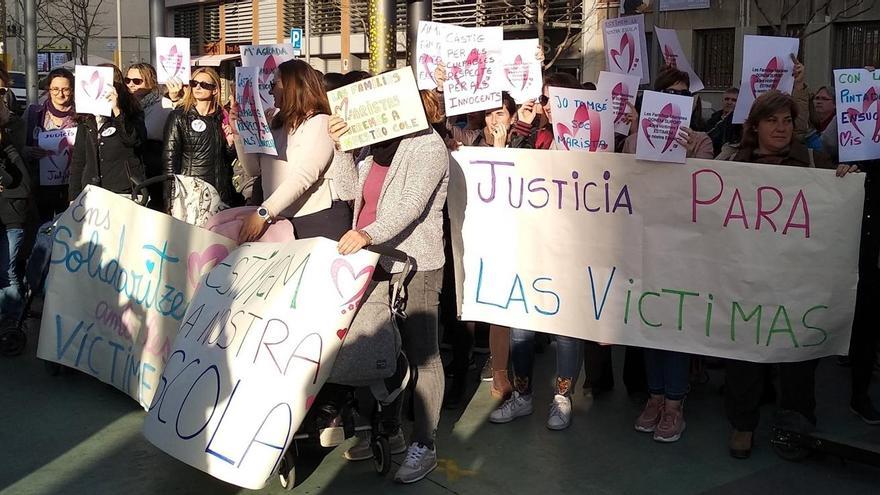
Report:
257,206,273,224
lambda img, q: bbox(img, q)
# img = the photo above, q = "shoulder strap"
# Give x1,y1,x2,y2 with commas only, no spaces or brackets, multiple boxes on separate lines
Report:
808,148,816,168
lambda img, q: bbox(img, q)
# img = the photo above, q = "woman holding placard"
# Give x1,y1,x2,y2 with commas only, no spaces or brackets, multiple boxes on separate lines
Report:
231,59,350,243
717,90,857,458
162,67,237,210
330,89,449,485
69,64,147,200
23,67,76,220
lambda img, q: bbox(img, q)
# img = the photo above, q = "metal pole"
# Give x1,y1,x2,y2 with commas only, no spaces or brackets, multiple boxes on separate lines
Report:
368,0,396,74
406,0,430,68
341,0,351,72
149,0,166,66
305,0,311,65
24,0,37,105
116,0,123,66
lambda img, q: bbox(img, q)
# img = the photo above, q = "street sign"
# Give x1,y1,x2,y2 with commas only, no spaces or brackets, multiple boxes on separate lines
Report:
290,28,303,56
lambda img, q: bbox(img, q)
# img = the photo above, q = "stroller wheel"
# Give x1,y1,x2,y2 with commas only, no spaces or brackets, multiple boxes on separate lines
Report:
44,360,62,376
0,328,26,357
770,429,811,462
278,450,296,490
372,436,391,475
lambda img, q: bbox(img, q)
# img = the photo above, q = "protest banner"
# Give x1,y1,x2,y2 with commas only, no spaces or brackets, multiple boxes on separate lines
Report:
415,20,462,90
155,37,192,84
239,43,297,110
597,71,641,135
834,68,880,163
602,14,650,85
732,35,799,124
499,39,542,103
548,87,614,152
235,66,277,155
74,65,113,117
37,127,77,186
654,27,704,93
443,26,504,116
143,238,379,489
36,186,238,408
327,67,429,151
447,147,863,363
636,90,694,164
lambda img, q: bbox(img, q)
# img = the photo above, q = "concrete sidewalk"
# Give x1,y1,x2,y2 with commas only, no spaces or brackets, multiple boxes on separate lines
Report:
1,321,879,495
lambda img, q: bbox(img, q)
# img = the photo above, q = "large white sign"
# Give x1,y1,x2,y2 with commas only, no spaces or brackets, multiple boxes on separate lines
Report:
143,239,379,489
654,27,704,93
732,35,800,124
834,68,880,163
443,26,504,116
37,186,238,408
548,87,614,152
239,44,297,111
448,147,863,363
602,14,650,85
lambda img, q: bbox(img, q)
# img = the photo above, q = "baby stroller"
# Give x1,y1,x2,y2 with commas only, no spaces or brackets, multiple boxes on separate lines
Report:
276,249,413,490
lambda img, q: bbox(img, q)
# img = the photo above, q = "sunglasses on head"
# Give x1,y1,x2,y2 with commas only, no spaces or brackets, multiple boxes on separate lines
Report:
190,80,218,91
661,88,692,97
123,77,144,85
539,94,550,106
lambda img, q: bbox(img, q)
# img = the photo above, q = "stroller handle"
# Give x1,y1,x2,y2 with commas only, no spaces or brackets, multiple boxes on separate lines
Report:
365,246,413,319
131,174,177,207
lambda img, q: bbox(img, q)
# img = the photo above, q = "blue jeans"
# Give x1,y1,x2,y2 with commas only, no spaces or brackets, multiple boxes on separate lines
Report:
510,328,583,397
644,349,691,400
0,227,25,318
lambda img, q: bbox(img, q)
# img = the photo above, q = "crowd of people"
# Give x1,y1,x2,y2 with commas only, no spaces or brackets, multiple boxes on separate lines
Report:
0,50,877,485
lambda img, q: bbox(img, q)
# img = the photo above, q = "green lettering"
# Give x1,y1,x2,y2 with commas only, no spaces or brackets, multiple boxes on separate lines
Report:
765,305,799,348
730,302,762,343
801,305,828,348
661,288,700,331
638,291,662,328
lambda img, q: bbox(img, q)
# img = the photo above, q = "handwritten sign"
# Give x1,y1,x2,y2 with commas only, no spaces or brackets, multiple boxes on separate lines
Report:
155,37,191,84
37,127,77,186
36,186,238,408
235,67,277,155
654,27,704,93
597,71,641,135
834,68,880,163
448,147,864,363
74,65,113,117
732,35,799,124
239,44,297,111
443,26,504,116
415,21,462,90
602,14,650,85
143,238,379,489
548,87,614,152
636,90,694,163
327,67,429,151
499,39,542,103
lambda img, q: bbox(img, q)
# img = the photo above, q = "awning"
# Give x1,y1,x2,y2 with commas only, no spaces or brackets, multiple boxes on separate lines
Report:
191,54,241,67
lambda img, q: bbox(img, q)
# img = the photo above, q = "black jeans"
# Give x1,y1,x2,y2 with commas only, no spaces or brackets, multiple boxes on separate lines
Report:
725,359,819,431
583,343,647,395
288,200,352,241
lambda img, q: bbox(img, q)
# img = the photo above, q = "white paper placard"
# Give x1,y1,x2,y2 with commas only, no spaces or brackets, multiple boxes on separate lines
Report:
636,90,694,164
548,87,615,152
74,65,114,117
155,37,192,84
235,66,277,156
37,127,77,186
597,71,642,135
602,14,650,85
499,39,543,103
654,27,704,93
239,44,297,111
732,35,800,124
442,26,504,116
834,68,880,163
415,21,463,90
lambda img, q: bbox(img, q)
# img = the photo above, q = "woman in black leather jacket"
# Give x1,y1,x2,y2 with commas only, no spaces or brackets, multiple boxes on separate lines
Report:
161,67,237,208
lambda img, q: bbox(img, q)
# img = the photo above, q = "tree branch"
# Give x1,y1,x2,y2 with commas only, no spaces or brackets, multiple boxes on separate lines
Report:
752,0,778,34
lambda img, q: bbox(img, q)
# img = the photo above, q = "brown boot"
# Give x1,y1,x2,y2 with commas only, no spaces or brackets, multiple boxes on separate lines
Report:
729,430,753,459
491,370,513,400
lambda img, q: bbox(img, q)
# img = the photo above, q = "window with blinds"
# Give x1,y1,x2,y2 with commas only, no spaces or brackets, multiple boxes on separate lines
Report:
432,0,583,28
173,6,200,55
225,0,255,43
283,0,306,31
834,22,880,70
204,3,221,43
257,0,278,43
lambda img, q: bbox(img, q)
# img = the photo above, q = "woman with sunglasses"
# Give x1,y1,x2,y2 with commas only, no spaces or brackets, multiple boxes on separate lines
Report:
126,63,174,209
69,64,147,200
162,67,237,210
23,67,76,220
621,67,714,160
231,59,349,243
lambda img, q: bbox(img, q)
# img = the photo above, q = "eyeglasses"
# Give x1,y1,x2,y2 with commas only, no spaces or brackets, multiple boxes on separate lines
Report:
189,80,218,91
123,77,144,85
538,94,550,106
49,88,72,95
661,88,692,97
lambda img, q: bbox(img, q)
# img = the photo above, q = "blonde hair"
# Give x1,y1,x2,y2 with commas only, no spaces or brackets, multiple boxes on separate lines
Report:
182,67,222,113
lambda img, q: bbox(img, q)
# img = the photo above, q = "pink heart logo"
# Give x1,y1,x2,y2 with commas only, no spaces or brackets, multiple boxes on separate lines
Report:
48,135,74,172
333,96,349,120
330,258,374,308
259,55,278,106
336,328,348,340
187,244,230,289
556,103,603,152
844,87,880,140
641,103,683,153
160,45,184,79
749,57,784,98
420,53,438,84
79,71,105,101
611,82,632,125
610,33,636,74
464,48,488,94
662,45,678,68
504,55,530,91
241,78,268,144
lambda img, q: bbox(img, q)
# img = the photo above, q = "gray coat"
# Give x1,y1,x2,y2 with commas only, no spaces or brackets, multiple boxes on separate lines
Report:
339,129,449,273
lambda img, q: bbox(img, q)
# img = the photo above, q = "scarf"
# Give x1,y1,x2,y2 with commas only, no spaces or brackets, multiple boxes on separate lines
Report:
140,90,163,110
44,99,76,128
371,136,403,166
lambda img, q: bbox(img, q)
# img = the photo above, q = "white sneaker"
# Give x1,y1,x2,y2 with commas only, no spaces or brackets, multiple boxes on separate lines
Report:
547,394,572,430
393,442,437,484
343,430,407,461
489,391,534,424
